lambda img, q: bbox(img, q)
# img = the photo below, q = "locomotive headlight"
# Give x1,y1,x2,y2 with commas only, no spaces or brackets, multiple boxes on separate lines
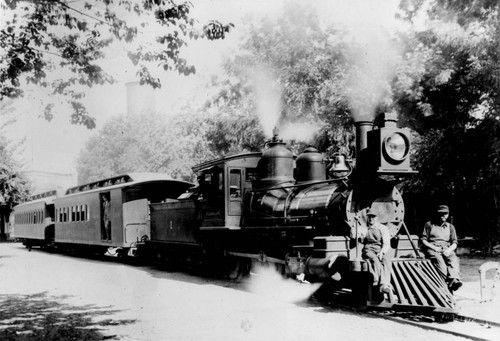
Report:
383,132,410,163
366,113,415,174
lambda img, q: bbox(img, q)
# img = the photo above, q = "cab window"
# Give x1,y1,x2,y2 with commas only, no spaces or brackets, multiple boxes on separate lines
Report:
229,169,242,199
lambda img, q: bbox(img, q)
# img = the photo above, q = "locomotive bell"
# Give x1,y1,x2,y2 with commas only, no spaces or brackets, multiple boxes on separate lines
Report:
329,154,350,175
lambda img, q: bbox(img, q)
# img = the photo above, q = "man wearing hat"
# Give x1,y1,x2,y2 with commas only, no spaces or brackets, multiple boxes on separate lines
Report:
420,205,462,291
361,208,393,294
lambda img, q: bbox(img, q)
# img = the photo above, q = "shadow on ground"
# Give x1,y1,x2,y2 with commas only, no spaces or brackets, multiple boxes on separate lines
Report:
0,292,135,340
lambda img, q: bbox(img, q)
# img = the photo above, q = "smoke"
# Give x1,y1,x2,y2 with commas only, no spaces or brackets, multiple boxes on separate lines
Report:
344,29,402,121
248,66,324,143
280,121,323,142
249,66,282,138
317,0,404,121
244,264,322,303
247,0,403,139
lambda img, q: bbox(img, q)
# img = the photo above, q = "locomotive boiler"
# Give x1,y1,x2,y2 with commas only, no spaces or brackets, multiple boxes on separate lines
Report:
146,112,458,313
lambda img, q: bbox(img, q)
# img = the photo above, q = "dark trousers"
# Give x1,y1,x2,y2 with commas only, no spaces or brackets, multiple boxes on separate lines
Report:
362,249,391,286
424,247,460,282
104,220,111,240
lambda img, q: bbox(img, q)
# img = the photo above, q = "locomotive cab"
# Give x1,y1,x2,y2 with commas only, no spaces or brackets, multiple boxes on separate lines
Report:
192,153,261,230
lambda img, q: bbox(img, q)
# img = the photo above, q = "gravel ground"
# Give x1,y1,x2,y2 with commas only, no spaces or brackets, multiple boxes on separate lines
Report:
0,242,475,341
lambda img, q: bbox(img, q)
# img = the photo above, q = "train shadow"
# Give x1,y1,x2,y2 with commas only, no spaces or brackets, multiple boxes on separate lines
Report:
142,260,382,318
144,260,329,308
12,243,246,288
0,254,14,262
11,244,343,312
0,292,135,340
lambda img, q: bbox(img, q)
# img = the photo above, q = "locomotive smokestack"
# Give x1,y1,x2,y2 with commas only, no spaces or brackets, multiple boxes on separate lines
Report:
354,120,374,172
354,121,373,155
380,112,398,128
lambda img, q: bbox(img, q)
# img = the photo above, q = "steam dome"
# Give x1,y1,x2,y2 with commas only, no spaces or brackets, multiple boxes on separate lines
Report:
296,147,326,183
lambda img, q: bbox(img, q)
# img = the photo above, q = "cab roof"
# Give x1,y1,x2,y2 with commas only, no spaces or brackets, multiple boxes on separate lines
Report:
192,152,261,173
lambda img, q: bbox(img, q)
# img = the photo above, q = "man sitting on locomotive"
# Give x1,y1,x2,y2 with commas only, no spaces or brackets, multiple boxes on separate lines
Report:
361,209,393,294
420,205,462,292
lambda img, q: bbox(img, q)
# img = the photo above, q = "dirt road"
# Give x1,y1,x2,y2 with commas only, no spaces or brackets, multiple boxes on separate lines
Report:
0,243,468,340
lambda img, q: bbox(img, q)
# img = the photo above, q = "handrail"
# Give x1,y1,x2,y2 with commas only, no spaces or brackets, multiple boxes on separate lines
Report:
401,221,422,258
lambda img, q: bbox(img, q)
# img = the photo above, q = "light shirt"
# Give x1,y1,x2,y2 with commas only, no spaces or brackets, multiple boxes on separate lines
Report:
363,222,391,254
421,221,458,245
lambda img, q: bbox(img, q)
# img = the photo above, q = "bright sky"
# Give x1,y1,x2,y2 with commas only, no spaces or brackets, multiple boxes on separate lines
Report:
1,0,404,184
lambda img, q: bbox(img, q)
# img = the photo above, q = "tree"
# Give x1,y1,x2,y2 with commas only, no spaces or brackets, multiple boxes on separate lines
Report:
395,0,500,250
0,138,31,207
0,135,31,226
0,0,232,128
204,107,266,157
76,109,214,183
200,0,500,251
0,100,31,210
203,1,358,158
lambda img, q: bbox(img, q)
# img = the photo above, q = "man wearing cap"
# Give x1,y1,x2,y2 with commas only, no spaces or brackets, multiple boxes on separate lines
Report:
420,205,462,291
361,208,393,294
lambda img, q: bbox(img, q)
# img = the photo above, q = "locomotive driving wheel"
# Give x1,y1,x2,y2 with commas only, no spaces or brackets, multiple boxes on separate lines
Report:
226,257,250,281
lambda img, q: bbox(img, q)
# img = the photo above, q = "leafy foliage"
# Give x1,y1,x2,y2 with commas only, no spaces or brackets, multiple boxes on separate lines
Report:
203,1,359,158
76,109,215,183
0,135,31,209
199,0,500,247
0,0,232,128
396,0,500,246
204,110,266,157
16,0,500,250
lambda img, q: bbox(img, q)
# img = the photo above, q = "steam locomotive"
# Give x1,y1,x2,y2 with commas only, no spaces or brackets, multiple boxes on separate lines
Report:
11,112,457,314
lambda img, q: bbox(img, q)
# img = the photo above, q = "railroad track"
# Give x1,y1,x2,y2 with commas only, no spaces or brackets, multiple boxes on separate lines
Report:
368,310,500,341
311,285,499,341
311,292,499,341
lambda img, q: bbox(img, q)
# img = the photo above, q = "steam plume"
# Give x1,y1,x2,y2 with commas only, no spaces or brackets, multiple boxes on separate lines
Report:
250,66,282,138
319,0,403,120
244,264,321,303
280,121,323,142
249,66,323,143
345,30,401,121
